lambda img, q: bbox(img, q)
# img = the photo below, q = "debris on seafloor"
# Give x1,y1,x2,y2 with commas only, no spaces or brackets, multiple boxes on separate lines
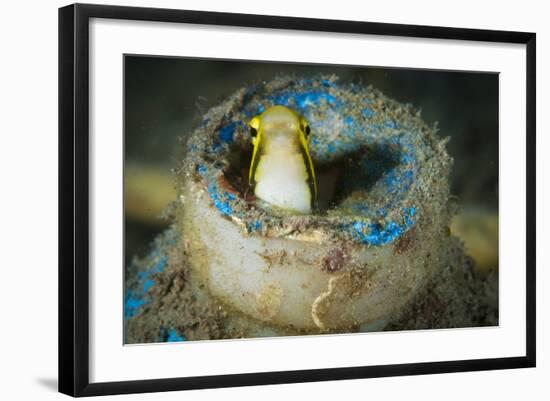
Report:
124,75,498,343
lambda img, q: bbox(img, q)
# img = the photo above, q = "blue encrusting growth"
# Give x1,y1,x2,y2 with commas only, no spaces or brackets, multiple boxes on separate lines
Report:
125,240,173,321
138,255,167,279
219,122,237,143
143,279,155,292
189,77,423,245
125,230,191,343
247,220,263,232
166,329,185,342
362,108,375,118
198,165,238,218
124,292,148,319
208,182,235,216
346,206,416,246
160,328,186,342
265,91,341,111
124,75,465,344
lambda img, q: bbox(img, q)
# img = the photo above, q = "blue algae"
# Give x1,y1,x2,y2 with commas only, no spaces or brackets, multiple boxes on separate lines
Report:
208,182,234,217
125,291,148,319
384,169,414,194
219,122,236,143
345,206,417,246
266,91,341,111
166,329,185,342
127,257,168,319
192,79,425,245
137,255,167,279
159,327,186,342
362,108,375,118
198,164,241,219
247,220,263,232
401,152,415,164
143,279,155,292
365,123,383,135
404,206,416,224
125,231,181,324
213,198,233,216
197,164,208,175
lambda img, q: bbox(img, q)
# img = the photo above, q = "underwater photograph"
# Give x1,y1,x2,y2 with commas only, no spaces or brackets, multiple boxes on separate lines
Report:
123,55,499,344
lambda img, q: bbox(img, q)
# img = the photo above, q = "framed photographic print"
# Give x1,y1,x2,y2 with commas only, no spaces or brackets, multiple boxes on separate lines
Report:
58,3,536,397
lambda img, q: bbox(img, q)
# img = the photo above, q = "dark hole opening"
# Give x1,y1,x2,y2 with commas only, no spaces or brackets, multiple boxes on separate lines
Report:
222,142,402,213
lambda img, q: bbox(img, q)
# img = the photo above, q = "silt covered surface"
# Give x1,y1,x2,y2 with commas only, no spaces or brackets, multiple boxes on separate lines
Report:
125,75,497,342
177,75,449,246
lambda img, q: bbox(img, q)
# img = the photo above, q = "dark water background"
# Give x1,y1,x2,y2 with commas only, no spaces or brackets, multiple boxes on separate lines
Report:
125,55,498,265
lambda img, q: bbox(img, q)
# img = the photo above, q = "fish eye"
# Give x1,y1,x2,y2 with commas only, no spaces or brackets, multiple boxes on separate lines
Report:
305,125,311,137
250,127,258,137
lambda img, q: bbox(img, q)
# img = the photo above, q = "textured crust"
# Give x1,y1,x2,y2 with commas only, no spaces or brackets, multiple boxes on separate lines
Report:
124,75,497,342
125,228,497,343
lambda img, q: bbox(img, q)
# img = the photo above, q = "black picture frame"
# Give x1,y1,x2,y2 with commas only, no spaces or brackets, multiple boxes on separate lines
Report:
59,3,536,397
